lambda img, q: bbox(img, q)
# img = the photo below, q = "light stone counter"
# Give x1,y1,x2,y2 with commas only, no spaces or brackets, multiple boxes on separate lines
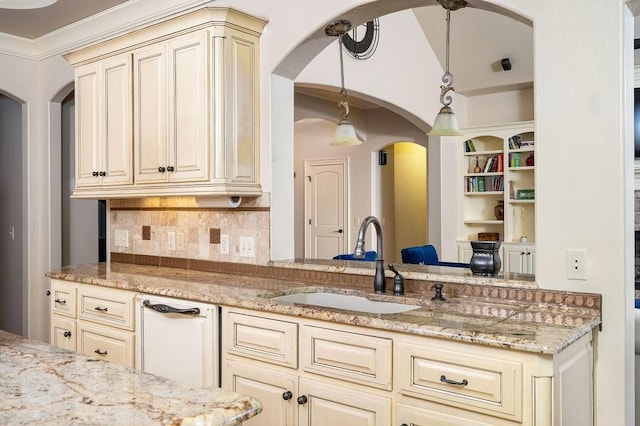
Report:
0,330,260,425
46,262,601,355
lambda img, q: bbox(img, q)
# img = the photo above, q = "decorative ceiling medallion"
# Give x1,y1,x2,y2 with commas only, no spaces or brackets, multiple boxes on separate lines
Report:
342,19,380,60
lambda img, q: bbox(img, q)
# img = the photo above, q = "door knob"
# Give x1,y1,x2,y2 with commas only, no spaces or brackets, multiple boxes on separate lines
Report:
158,166,166,173
297,395,308,405
92,171,99,177
167,166,175,172
282,391,293,400
63,331,71,338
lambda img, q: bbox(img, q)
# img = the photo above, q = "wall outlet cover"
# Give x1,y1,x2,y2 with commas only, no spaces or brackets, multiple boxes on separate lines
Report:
239,236,255,258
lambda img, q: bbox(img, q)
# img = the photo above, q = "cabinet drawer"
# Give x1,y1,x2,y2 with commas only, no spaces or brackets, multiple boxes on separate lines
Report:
77,321,134,368
397,341,522,421
224,311,298,368
300,325,392,390
396,400,518,426
50,280,76,318
77,286,135,330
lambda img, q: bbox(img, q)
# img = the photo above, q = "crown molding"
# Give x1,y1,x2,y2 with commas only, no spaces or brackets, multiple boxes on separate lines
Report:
0,0,212,60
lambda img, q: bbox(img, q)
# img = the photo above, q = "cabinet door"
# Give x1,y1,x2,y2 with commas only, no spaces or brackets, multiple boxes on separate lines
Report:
134,43,168,184
457,242,473,263
526,248,536,274
51,315,76,352
505,248,525,273
77,321,134,368
298,378,391,426
223,359,297,426
101,53,133,186
167,31,209,183
74,62,101,188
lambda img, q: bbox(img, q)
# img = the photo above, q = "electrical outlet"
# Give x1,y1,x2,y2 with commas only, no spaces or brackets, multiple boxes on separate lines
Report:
114,229,128,247
239,236,255,258
168,232,176,251
220,234,230,255
176,233,185,251
567,249,587,280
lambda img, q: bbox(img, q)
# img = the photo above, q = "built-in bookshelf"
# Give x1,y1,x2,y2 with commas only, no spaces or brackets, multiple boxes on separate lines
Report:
458,122,535,259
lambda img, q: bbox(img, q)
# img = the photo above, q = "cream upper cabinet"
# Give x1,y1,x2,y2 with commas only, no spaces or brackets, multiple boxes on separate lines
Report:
134,31,208,185
74,53,133,188
64,7,266,198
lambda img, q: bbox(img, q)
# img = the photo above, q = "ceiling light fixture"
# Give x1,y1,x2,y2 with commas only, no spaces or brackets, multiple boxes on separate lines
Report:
428,0,467,137
0,0,57,9
325,19,362,147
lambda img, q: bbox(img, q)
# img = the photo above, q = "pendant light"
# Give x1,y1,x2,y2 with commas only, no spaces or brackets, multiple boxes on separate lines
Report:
428,0,467,136
325,20,362,147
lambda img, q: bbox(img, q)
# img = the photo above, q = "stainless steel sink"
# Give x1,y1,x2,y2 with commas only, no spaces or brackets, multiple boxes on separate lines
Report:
270,292,421,314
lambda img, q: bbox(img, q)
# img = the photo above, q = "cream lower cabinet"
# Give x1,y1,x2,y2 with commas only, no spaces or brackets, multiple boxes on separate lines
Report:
222,307,593,426
50,279,135,368
221,308,392,426
503,243,536,274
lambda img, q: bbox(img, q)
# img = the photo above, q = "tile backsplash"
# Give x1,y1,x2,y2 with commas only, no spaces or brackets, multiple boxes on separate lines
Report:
109,195,270,264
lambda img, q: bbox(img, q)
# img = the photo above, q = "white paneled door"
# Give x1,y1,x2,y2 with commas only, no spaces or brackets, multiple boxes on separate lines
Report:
304,158,348,259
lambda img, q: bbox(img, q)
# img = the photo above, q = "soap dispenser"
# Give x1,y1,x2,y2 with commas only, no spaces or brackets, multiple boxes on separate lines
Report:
388,264,404,295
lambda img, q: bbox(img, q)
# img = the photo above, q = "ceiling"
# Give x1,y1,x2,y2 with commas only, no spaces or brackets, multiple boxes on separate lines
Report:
0,0,128,39
0,1,637,105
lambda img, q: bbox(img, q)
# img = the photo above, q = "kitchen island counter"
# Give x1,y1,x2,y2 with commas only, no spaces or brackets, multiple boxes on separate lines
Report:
46,262,601,355
0,330,260,425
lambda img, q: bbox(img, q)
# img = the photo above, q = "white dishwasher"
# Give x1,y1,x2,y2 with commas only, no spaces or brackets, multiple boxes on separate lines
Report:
135,294,220,388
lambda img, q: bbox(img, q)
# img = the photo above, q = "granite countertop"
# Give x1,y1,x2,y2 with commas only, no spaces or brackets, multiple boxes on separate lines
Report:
46,262,601,355
0,330,260,425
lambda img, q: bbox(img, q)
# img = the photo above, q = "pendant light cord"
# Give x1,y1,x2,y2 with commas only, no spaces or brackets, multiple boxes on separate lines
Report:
440,8,454,107
337,34,350,119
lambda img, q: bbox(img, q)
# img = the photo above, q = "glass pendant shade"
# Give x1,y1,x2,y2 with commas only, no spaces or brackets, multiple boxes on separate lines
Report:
427,105,463,136
331,119,361,146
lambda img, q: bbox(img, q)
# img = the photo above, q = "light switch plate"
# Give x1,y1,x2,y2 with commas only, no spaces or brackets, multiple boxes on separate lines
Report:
168,232,176,251
220,234,230,255
239,236,255,258
567,249,587,280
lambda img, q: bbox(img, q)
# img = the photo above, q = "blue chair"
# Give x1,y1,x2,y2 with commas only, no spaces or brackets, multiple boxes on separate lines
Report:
401,245,469,268
401,245,439,265
333,251,377,261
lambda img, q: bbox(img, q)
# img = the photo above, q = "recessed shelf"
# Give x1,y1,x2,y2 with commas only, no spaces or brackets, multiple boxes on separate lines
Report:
464,172,504,177
509,199,535,204
463,219,504,225
463,149,503,156
508,166,534,171
464,191,503,196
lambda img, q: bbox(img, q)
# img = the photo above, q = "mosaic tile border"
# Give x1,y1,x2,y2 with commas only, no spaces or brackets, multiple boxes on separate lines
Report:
110,252,602,316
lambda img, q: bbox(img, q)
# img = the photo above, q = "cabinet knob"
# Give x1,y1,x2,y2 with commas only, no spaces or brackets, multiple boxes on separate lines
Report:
158,166,166,173
99,171,106,177
46,290,51,296
94,349,108,356
63,331,71,338
297,395,308,405
92,171,99,177
520,252,525,255
167,166,175,172
282,391,293,401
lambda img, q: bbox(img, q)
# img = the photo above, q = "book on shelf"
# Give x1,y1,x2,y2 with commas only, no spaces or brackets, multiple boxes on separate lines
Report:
464,140,476,152
477,177,485,192
508,135,522,149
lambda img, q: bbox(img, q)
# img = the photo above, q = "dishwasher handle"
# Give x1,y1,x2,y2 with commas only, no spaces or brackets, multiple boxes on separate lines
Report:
142,299,200,315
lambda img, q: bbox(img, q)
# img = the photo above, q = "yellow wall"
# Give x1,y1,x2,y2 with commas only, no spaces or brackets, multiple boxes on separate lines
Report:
393,142,427,256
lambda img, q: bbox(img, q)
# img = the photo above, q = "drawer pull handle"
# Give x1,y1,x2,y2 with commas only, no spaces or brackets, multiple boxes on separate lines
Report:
297,395,308,405
63,331,71,338
143,300,200,315
94,306,108,312
440,375,468,386
94,349,108,356
282,391,293,401
55,298,66,305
